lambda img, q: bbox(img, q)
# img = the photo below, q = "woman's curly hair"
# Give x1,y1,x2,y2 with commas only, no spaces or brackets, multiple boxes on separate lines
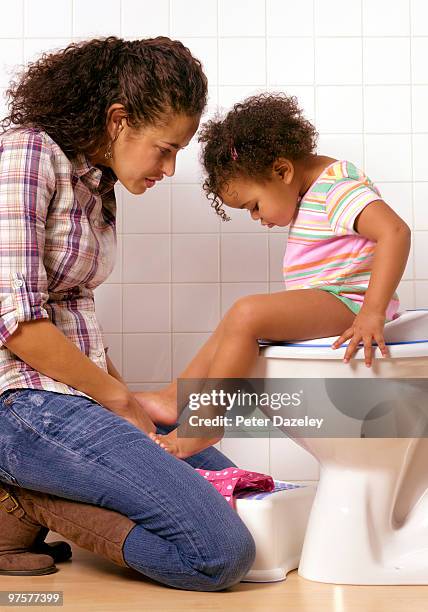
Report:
0,36,208,160
198,93,318,220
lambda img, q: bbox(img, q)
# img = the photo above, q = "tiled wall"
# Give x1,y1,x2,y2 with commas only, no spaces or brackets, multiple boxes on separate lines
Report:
1,0,427,479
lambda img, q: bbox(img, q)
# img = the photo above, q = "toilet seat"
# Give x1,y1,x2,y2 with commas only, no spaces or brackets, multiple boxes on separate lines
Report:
259,309,428,360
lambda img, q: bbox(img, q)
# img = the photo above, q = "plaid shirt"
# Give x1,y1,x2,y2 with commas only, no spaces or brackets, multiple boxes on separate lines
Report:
0,127,117,397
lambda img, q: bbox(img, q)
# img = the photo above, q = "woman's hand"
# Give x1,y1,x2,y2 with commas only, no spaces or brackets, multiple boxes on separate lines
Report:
121,394,157,435
100,381,156,435
332,308,389,367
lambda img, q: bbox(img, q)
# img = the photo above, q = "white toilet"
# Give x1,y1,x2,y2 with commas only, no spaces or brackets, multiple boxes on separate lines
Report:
252,309,428,585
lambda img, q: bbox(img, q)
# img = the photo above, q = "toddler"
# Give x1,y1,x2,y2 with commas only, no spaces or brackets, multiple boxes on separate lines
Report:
138,93,411,458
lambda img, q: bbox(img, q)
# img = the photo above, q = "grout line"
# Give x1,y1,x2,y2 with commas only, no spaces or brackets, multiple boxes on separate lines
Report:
409,0,417,308
169,0,173,383
361,0,366,170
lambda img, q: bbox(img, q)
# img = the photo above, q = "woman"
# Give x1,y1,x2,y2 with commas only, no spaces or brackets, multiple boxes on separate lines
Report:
0,36,255,590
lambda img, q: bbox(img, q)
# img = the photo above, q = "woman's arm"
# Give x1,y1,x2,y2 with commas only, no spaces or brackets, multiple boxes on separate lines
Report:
5,318,155,433
333,200,411,365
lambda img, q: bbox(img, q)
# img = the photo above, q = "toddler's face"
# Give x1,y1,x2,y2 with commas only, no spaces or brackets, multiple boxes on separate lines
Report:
219,171,300,228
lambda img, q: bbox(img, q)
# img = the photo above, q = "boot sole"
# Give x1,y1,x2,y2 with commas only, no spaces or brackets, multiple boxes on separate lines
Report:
0,565,58,576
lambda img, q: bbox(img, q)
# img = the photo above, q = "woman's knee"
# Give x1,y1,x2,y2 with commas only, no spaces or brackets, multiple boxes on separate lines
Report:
195,517,256,591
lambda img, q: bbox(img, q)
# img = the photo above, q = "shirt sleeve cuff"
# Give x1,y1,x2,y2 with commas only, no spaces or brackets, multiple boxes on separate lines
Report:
0,272,49,347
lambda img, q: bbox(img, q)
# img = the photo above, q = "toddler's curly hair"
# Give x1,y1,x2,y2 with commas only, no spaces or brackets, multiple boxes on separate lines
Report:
1,36,207,160
198,93,318,220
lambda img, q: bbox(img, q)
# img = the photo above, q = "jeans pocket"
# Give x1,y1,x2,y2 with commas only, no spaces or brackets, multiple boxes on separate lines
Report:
0,465,19,486
1,390,26,407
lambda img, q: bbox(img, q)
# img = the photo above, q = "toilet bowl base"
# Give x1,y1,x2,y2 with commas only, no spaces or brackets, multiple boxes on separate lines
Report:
298,463,428,585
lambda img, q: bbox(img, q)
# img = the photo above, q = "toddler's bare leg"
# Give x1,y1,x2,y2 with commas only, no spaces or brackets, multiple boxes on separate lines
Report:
154,289,355,457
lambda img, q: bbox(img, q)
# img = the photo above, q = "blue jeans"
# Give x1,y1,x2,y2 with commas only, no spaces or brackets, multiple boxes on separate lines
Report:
0,389,255,591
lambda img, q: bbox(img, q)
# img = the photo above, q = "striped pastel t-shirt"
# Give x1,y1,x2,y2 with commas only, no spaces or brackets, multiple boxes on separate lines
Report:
283,160,399,319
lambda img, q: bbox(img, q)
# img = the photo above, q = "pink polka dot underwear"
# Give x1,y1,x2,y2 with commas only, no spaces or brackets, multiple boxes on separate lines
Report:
195,467,275,507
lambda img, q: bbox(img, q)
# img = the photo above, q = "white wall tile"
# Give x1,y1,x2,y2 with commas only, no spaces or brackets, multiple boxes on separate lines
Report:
315,0,362,36
172,235,219,282
316,87,363,133
22,39,71,65
106,235,122,284
315,39,362,85
121,0,170,38
411,0,428,35
412,86,428,132
172,185,220,233
124,333,171,382
316,135,364,168
170,0,218,37
123,184,171,234
376,182,413,227
362,0,410,36
269,233,287,282
219,38,266,85
114,184,123,234
414,232,428,278
221,234,268,281
218,38,266,86
267,38,314,85
172,332,210,377
364,86,411,133
219,0,265,37
220,205,267,233
365,135,412,181
270,437,320,480
181,38,218,86
270,282,286,293
24,0,72,38
397,280,415,309
94,284,122,333
403,239,414,280
363,39,410,84
268,85,315,123
413,135,428,181
221,438,270,473
123,235,170,283
221,282,269,316
267,0,313,37
218,85,268,110
73,0,121,37
0,2,23,37
411,38,428,84
103,333,123,373
415,281,428,307
0,40,23,87
172,284,219,332
414,183,428,230
123,284,170,333
171,141,203,184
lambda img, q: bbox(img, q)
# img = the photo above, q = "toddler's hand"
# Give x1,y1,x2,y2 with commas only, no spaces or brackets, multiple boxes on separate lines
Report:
331,309,389,367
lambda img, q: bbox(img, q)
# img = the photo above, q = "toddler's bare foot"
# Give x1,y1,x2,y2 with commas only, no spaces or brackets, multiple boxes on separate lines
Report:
133,390,177,426
148,428,223,460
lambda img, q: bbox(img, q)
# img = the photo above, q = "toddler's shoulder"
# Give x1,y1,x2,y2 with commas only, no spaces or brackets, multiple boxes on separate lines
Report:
324,160,367,183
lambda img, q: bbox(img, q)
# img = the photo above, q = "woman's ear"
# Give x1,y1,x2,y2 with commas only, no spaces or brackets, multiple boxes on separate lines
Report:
272,158,294,185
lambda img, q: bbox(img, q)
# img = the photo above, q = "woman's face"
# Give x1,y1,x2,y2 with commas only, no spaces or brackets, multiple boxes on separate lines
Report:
93,106,200,195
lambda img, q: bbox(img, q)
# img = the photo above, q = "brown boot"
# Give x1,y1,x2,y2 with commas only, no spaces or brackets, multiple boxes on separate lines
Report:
31,526,72,563
0,489,56,576
0,484,137,573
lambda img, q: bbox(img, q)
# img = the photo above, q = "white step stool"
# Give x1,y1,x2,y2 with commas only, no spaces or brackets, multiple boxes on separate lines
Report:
236,481,317,582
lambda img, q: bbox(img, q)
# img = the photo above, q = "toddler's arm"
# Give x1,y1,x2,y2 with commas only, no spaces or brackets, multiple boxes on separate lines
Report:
333,200,411,366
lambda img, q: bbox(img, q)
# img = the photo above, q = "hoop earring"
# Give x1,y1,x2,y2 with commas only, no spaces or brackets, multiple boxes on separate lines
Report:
104,142,113,160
